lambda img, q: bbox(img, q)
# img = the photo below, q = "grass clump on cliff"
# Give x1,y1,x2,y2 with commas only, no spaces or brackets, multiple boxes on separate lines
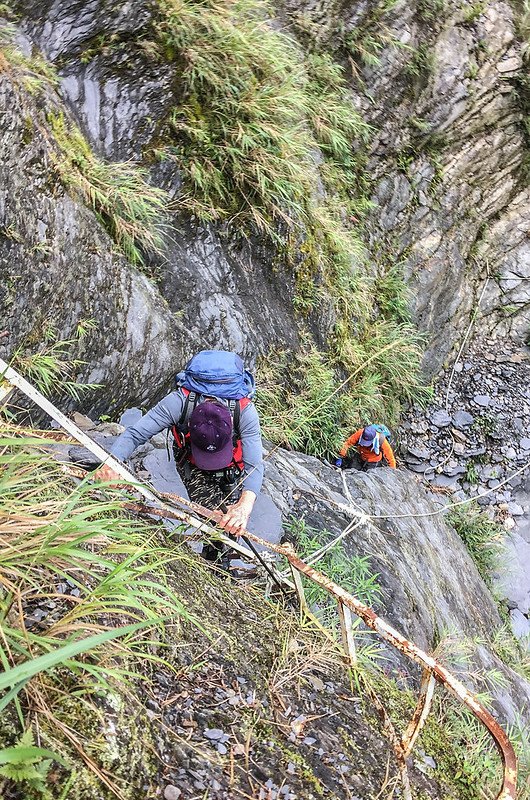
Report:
286,517,382,616
446,503,504,587
0,21,59,94
48,113,168,268
9,322,100,403
151,0,375,321
1,27,169,269
153,0,371,236
257,322,428,457
0,426,195,797
149,0,427,449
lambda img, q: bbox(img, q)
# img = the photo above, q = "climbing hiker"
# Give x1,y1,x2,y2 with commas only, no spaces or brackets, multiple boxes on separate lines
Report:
335,424,396,471
94,350,263,566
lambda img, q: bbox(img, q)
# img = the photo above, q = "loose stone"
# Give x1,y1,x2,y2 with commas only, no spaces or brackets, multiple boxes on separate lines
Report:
203,728,225,740
407,445,432,460
430,410,452,428
452,410,474,428
509,609,530,639
164,786,182,800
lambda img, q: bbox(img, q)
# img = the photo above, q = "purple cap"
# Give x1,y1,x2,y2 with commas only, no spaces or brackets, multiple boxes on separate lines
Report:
359,425,377,446
189,402,234,470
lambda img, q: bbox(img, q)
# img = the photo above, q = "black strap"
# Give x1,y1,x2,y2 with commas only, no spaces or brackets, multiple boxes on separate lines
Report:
233,399,241,440
178,391,199,428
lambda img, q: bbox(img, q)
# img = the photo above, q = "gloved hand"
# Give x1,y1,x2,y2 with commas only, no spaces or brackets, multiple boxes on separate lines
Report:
334,457,343,468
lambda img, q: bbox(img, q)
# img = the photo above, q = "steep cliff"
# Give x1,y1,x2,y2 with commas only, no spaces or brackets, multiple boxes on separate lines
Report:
3,0,528,385
2,1,530,796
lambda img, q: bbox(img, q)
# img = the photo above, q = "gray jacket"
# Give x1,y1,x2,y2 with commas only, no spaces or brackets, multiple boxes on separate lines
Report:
111,390,264,495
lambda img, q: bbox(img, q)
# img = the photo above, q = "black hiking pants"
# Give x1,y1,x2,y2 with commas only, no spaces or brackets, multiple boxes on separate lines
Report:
175,461,241,563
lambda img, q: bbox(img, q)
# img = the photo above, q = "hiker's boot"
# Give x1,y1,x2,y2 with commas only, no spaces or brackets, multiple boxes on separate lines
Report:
201,542,223,563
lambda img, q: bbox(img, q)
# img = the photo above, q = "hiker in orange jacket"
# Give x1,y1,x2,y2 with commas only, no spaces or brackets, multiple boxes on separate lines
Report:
335,425,396,471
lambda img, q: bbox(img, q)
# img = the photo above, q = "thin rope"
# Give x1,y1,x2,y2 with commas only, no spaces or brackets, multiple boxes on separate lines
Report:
305,517,366,567
445,263,490,412
311,456,530,522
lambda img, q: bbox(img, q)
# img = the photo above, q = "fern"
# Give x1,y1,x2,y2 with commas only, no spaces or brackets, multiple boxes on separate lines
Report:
0,728,65,798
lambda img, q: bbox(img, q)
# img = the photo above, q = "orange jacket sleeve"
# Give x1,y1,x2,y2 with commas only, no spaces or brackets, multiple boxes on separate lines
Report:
382,438,396,468
339,429,362,457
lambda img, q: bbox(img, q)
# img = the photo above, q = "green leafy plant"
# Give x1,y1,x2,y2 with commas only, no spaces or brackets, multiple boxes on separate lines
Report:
9,337,100,401
257,346,350,456
342,0,403,71
285,517,382,619
491,624,530,682
416,0,445,21
461,0,486,23
404,43,435,78
257,324,429,458
153,0,371,237
278,517,384,669
0,428,196,720
0,23,59,94
374,263,413,324
0,728,68,798
465,461,479,484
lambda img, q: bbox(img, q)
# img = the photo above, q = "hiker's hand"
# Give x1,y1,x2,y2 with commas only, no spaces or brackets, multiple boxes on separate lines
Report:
334,457,343,469
218,491,256,536
93,464,122,483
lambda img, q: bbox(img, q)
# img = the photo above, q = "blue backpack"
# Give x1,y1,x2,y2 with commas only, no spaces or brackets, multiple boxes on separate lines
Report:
373,423,392,443
368,424,392,456
175,350,255,400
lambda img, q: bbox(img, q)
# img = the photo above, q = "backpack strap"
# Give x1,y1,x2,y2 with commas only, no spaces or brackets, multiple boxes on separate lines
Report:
177,388,199,427
230,399,239,445
235,397,251,434
172,394,252,470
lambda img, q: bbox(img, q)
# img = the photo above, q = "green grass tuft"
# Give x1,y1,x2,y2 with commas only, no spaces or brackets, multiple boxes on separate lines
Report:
446,503,504,586
153,0,371,238
9,329,100,403
152,0,427,449
48,114,168,267
0,21,59,94
257,323,429,458
0,428,196,726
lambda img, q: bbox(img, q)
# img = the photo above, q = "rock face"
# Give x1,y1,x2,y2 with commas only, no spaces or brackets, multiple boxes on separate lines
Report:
262,447,530,723
1,0,302,412
3,0,530,388
351,0,528,369
0,66,197,414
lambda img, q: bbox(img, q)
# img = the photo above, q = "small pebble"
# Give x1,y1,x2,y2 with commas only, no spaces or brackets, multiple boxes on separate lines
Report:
203,728,224,741
163,786,181,800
